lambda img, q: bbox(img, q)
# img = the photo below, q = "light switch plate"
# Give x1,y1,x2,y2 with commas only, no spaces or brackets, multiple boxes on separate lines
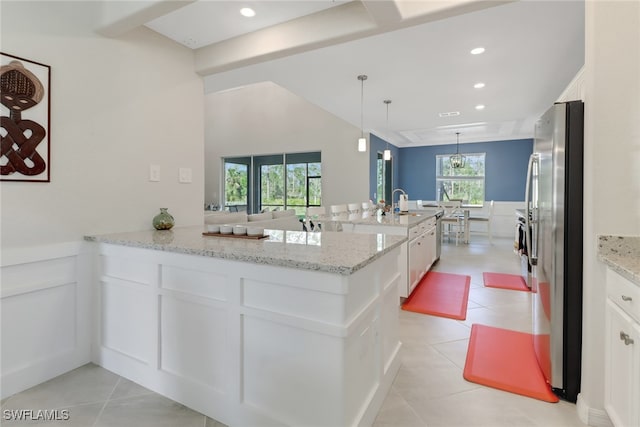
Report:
149,164,160,182
179,167,192,183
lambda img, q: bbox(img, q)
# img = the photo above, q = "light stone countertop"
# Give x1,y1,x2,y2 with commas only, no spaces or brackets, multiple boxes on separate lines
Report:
343,209,442,228
598,235,640,286
85,226,406,276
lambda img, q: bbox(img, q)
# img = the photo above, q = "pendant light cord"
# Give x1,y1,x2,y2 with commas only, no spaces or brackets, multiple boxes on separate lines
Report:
358,75,367,139
360,78,364,138
385,100,391,152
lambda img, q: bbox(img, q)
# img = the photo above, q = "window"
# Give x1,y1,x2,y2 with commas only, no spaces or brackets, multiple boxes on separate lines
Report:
376,152,392,204
224,157,250,211
222,152,321,215
256,155,285,212
436,153,485,206
286,161,321,216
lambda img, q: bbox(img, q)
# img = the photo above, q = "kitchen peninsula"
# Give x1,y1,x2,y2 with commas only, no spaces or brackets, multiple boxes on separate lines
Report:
340,209,442,298
85,226,405,427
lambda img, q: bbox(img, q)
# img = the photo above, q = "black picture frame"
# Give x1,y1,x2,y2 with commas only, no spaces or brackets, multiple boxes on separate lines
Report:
1,52,51,182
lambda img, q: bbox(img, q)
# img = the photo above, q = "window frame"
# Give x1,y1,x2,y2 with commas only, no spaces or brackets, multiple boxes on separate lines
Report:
222,152,321,215
435,152,486,207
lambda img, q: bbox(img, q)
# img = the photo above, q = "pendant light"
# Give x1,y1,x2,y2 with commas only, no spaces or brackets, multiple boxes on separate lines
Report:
383,99,392,161
357,74,368,152
450,132,466,168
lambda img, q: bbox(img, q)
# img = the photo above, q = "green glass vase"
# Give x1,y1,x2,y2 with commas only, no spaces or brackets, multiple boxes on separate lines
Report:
153,208,175,230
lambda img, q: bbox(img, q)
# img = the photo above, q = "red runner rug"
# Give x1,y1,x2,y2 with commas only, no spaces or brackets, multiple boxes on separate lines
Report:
401,271,471,320
463,324,559,402
483,272,530,292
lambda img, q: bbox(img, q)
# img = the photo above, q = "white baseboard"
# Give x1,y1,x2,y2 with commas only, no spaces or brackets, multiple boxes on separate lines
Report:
577,393,614,427
1,241,92,399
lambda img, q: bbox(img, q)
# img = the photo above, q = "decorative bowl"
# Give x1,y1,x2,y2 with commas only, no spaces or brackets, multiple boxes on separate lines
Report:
233,225,247,235
246,226,264,237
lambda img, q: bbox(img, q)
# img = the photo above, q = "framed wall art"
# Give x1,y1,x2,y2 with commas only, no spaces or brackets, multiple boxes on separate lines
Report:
1,52,51,182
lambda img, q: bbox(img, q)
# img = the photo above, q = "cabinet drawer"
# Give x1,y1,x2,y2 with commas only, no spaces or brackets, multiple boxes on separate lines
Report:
607,269,640,323
424,217,436,228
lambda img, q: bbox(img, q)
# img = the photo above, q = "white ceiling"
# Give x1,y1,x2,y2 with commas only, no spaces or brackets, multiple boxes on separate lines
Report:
143,0,585,147
145,0,352,49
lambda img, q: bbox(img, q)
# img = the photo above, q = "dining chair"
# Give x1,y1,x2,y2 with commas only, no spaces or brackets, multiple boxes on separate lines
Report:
330,204,349,220
305,206,327,231
360,201,374,217
439,201,464,245
347,203,361,214
468,200,494,243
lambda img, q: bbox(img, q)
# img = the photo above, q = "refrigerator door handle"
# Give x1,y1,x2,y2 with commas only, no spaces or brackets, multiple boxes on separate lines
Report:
525,153,538,266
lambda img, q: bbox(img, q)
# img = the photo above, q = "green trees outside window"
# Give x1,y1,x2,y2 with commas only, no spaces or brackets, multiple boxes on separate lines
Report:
223,153,321,215
436,153,486,206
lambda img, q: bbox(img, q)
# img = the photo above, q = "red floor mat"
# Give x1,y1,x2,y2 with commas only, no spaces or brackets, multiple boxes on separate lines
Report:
463,324,559,402
401,271,470,320
483,272,530,292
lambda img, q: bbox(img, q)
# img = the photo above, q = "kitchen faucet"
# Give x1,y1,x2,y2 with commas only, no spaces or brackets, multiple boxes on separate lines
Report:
392,188,407,211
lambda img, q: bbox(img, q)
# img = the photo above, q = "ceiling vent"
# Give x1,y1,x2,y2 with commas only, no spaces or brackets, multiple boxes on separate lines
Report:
438,111,460,117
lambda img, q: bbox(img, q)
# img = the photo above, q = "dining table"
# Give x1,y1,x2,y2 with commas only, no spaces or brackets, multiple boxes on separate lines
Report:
422,202,482,244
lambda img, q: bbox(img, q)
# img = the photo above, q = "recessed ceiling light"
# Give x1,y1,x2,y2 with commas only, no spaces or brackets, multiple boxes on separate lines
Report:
470,47,485,55
475,104,486,110
240,7,255,17
474,82,485,89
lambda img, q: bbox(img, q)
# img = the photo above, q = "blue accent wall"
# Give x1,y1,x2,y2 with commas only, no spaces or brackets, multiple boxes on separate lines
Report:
362,138,533,202
391,138,533,202
369,133,400,201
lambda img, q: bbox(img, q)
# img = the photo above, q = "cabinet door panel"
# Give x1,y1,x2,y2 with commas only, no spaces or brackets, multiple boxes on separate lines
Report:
605,300,639,427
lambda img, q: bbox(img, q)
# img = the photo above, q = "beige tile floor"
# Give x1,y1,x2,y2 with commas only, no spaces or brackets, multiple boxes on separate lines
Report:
373,236,587,427
1,236,587,427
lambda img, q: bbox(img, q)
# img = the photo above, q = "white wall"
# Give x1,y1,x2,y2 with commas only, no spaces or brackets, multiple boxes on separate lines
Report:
204,81,369,209
580,1,640,425
0,1,205,249
0,1,204,396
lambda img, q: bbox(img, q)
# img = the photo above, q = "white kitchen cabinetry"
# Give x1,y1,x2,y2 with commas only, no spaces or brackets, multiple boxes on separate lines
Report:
342,211,437,298
90,235,403,427
352,215,437,298
407,219,437,295
604,268,640,427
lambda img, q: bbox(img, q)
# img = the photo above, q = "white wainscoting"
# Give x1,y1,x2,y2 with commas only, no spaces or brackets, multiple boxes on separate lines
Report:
0,241,92,399
467,201,526,239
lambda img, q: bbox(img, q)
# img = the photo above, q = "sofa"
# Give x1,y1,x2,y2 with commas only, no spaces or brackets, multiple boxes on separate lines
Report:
204,209,304,231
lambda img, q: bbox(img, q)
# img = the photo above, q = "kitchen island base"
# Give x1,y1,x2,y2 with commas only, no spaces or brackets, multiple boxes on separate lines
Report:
91,242,402,427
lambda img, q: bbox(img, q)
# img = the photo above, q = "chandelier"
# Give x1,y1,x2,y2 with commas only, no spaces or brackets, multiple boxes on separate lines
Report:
450,132,466,168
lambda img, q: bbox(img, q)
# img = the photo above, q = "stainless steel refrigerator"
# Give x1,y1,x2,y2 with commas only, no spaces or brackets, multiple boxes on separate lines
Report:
525,100,584,402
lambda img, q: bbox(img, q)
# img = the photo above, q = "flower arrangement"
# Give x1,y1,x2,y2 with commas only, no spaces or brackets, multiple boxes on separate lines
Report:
377,199,391,213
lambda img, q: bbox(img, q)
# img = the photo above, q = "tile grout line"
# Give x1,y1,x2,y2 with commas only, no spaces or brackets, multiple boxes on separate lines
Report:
92,377,121,427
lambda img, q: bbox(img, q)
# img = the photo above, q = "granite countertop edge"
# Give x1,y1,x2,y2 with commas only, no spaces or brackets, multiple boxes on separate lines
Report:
345,209,442,228
597,235,640,286
84,228,407,276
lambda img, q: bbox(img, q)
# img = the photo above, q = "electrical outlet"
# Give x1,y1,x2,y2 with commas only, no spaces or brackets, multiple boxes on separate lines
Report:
179,167,192,183
149,164,160,182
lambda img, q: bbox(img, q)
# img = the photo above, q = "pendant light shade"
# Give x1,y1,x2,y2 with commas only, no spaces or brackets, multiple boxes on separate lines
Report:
450,132,466,168
358,137,367,152
357,75,368,152
383,99,392,161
